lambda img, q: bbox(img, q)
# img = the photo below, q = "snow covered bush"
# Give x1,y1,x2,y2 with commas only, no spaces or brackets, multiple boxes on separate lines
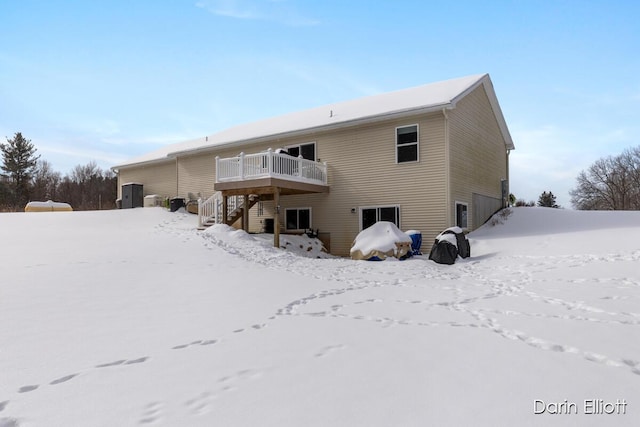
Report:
489,208,513,226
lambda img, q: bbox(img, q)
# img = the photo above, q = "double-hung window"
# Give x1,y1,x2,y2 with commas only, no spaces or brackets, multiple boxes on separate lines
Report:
360,205,400,230
285,208,311,231
396,125,418,163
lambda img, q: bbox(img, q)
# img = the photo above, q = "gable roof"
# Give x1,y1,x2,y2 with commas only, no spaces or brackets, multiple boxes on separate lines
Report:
113,73,514,170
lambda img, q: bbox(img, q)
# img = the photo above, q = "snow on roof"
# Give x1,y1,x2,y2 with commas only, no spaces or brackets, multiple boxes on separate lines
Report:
113,73,511,169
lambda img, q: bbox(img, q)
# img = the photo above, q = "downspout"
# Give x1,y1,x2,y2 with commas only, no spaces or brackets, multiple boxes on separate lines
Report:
111,167,121,200
443,107,451,227
505,148,511,207
175,157,179,197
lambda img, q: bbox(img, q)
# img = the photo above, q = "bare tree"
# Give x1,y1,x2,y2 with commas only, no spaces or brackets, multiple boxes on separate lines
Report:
31,160,62,201
570,146,640,210
515,199,535,207
56,161,117,210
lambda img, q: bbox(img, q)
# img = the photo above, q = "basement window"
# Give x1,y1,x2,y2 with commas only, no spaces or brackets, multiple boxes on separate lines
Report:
285,208,311,231
360,205,400,230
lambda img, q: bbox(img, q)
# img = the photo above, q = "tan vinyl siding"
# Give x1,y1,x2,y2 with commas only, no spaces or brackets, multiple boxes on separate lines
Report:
118,112,449,256
112,75,515,255
117,161,177,200
448,85,508,229
260,113,448,256
176,153,216,199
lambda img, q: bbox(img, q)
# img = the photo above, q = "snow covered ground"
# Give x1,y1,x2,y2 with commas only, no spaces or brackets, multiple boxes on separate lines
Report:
1,207,639,426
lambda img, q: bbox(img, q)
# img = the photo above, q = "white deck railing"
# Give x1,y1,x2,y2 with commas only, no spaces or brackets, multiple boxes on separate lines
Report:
198,193,220,228
216,149,328,185
198,192,245,227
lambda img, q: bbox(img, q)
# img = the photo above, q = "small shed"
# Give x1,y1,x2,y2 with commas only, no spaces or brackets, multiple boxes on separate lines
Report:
122,183,143,208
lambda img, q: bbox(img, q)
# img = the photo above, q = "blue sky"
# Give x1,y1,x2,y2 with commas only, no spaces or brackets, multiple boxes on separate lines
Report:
1,0,639,207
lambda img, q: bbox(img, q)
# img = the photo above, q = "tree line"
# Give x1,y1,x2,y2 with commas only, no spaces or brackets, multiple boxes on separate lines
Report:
1,132,117,212
4,132,640,213
510,190,560,208
511,145,640,211
570,146,640,210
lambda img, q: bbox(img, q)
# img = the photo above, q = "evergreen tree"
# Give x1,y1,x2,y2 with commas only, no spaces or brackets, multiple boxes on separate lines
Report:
538,191,559,208
1,132,40,209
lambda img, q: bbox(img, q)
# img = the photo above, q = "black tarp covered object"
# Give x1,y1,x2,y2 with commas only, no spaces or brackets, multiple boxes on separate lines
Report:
428,227,471,265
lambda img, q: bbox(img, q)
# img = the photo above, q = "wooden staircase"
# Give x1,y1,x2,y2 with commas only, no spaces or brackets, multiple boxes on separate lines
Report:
198,192,267,229
225,194,260,225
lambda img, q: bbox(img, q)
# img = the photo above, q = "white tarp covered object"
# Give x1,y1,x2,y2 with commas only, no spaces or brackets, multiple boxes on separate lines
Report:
350,221,412,260
24,200,73,212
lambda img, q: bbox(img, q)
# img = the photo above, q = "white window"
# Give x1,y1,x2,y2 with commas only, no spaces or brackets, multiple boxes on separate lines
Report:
285,207,311,230
456,202,468,229
285,142,316,161
396,125,418,163
360,205,401,230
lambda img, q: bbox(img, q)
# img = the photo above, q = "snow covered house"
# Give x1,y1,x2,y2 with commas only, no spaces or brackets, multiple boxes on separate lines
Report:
111,74,514,256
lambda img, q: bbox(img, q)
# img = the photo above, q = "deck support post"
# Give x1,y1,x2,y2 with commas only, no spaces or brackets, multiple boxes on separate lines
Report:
222,194,228,225
274,187,280,249
242,195,249,231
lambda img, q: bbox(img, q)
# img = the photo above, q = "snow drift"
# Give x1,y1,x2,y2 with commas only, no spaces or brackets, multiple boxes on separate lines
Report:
1,206,639,427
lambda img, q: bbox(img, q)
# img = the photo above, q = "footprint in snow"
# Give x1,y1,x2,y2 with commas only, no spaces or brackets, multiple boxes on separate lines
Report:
172,344,189,350
95,359,127,368
50,374,78,385
185,391,215,416
172,340,202,349
95,357,148,368
0,401,8,412
17,385,38,394
125,357,149,365
139,401,163,424
0,417,20,427
172,340,217,350
315,344,346,358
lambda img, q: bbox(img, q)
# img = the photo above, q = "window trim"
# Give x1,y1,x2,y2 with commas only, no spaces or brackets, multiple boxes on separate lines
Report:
455,201,469,229
395,124,419,164
359,205,401,230
284,207,312,231
284,141,317,161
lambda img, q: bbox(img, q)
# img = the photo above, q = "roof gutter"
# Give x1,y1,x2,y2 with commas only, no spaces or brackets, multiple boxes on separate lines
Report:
111,156,175,173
